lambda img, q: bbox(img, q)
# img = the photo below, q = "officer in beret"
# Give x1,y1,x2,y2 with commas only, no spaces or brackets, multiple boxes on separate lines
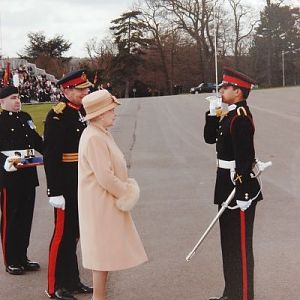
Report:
44,70,93,300
0,86,43,275
204,67,263,300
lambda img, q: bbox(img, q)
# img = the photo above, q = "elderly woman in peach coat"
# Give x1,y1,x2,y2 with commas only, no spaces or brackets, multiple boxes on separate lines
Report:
78,90,148,300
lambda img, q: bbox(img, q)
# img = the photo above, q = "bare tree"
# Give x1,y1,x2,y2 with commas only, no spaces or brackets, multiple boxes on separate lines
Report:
85,37,115,86
156,0,219,81
227,0,258,68
136,0,182,93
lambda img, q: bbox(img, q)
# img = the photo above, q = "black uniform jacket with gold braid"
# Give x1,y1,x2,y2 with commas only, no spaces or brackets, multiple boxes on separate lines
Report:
43,97,87,197
0,110,44,188
204,100,263,205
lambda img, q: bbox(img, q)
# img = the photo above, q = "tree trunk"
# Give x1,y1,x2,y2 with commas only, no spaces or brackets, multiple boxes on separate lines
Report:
125,79,130,98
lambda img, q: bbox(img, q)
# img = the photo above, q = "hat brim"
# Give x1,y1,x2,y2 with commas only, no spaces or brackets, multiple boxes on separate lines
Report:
84,101,120,121
74,81,93,89
218,81,236,88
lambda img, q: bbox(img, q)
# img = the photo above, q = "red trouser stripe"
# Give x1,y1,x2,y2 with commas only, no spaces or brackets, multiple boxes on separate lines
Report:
48,209,65,294
1,188,7,266
240,211,248,300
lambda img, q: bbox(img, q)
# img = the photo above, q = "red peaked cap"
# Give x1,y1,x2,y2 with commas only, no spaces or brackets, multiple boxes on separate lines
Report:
220,67,256,89
57,69,93,89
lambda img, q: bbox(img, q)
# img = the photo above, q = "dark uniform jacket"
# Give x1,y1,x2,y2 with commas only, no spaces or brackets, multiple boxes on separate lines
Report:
0,110,43,188
204,100,263,205
43,98,87,197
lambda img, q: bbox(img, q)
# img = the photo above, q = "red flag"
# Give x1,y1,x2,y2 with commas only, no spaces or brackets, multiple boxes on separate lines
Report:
3,61,10,86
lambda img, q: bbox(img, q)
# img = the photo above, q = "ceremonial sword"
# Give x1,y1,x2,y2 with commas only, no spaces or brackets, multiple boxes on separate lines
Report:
186,160,272,262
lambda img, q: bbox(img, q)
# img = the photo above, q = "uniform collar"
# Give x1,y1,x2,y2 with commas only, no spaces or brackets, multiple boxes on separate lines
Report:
235,100,247,107
1,110,20,116
228,104,237,112
66,101,82,111
228,100,247,114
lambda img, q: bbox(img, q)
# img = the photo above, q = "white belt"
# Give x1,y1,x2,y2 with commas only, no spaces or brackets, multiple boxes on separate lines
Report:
217,159,236,170
1,149,35,158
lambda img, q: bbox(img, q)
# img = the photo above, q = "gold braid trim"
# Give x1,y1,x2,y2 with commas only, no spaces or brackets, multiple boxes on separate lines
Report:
237,107,247,116
53,102,66,114
215,107,228,117
234,174,243,184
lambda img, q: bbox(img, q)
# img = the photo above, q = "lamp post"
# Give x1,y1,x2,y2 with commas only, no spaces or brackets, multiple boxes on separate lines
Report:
213,2,219,98
281,48,300,87
282,50,285,87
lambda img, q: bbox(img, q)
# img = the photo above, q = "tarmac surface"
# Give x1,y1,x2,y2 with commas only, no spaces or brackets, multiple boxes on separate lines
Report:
1,86,300,299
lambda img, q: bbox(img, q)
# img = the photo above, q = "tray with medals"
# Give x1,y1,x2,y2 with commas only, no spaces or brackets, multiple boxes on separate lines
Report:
15,156,44,169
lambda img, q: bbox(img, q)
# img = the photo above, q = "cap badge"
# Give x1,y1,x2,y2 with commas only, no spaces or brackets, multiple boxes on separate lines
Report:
81,73,87,82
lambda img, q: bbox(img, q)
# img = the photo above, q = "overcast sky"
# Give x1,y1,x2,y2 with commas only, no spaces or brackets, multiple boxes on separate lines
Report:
0,0,134,58
0,0,298,59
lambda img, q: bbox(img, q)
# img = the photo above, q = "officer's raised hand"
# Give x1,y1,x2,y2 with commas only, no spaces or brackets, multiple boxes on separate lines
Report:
49,195,65,210
206,95,221,116
4,155,21,172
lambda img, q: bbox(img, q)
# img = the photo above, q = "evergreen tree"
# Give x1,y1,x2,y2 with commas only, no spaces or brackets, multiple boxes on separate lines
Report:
250,2,300,87
18,31,72,77
110,11,153,97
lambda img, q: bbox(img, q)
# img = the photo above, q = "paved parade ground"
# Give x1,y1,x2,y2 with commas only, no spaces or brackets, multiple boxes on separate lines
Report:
1,86,300,299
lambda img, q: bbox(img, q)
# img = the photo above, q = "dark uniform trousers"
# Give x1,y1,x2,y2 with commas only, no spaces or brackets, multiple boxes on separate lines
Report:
1,186,36,266
48,185,80,293
219,202,256,300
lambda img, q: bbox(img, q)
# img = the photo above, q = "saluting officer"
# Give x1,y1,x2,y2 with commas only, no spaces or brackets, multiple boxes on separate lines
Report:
204,67,263,300
44,70,93,300
0,86,43,275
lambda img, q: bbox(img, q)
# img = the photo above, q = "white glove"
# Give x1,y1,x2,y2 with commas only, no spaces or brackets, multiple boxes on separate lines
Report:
256,160,272,172
4,156,21,172
206,96,221,116
236,200,252,211
49,195,65,210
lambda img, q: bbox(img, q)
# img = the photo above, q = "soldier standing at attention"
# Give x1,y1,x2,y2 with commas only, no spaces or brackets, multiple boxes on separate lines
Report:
0,86,43,275
44,70,93,300
204,67,263,300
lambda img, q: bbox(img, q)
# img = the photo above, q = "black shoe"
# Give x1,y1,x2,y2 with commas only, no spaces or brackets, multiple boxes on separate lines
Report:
6,265,25,275
23,259,40,271
209,297,230,300
71,282,93,294
45,288,77,300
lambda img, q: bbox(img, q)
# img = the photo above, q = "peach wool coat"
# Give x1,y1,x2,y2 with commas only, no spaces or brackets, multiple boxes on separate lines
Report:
78,121,148,271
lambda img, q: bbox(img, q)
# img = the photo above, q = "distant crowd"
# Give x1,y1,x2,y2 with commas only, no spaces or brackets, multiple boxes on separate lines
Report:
0,65,117,103
0,65,63,103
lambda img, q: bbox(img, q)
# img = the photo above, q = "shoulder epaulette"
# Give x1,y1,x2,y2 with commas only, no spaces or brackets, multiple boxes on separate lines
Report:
230,106,254,133
53,102,66,114
237,107,247,116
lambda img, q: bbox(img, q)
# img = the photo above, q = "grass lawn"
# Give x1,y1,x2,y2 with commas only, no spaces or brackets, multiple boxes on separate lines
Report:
22,103,54,135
